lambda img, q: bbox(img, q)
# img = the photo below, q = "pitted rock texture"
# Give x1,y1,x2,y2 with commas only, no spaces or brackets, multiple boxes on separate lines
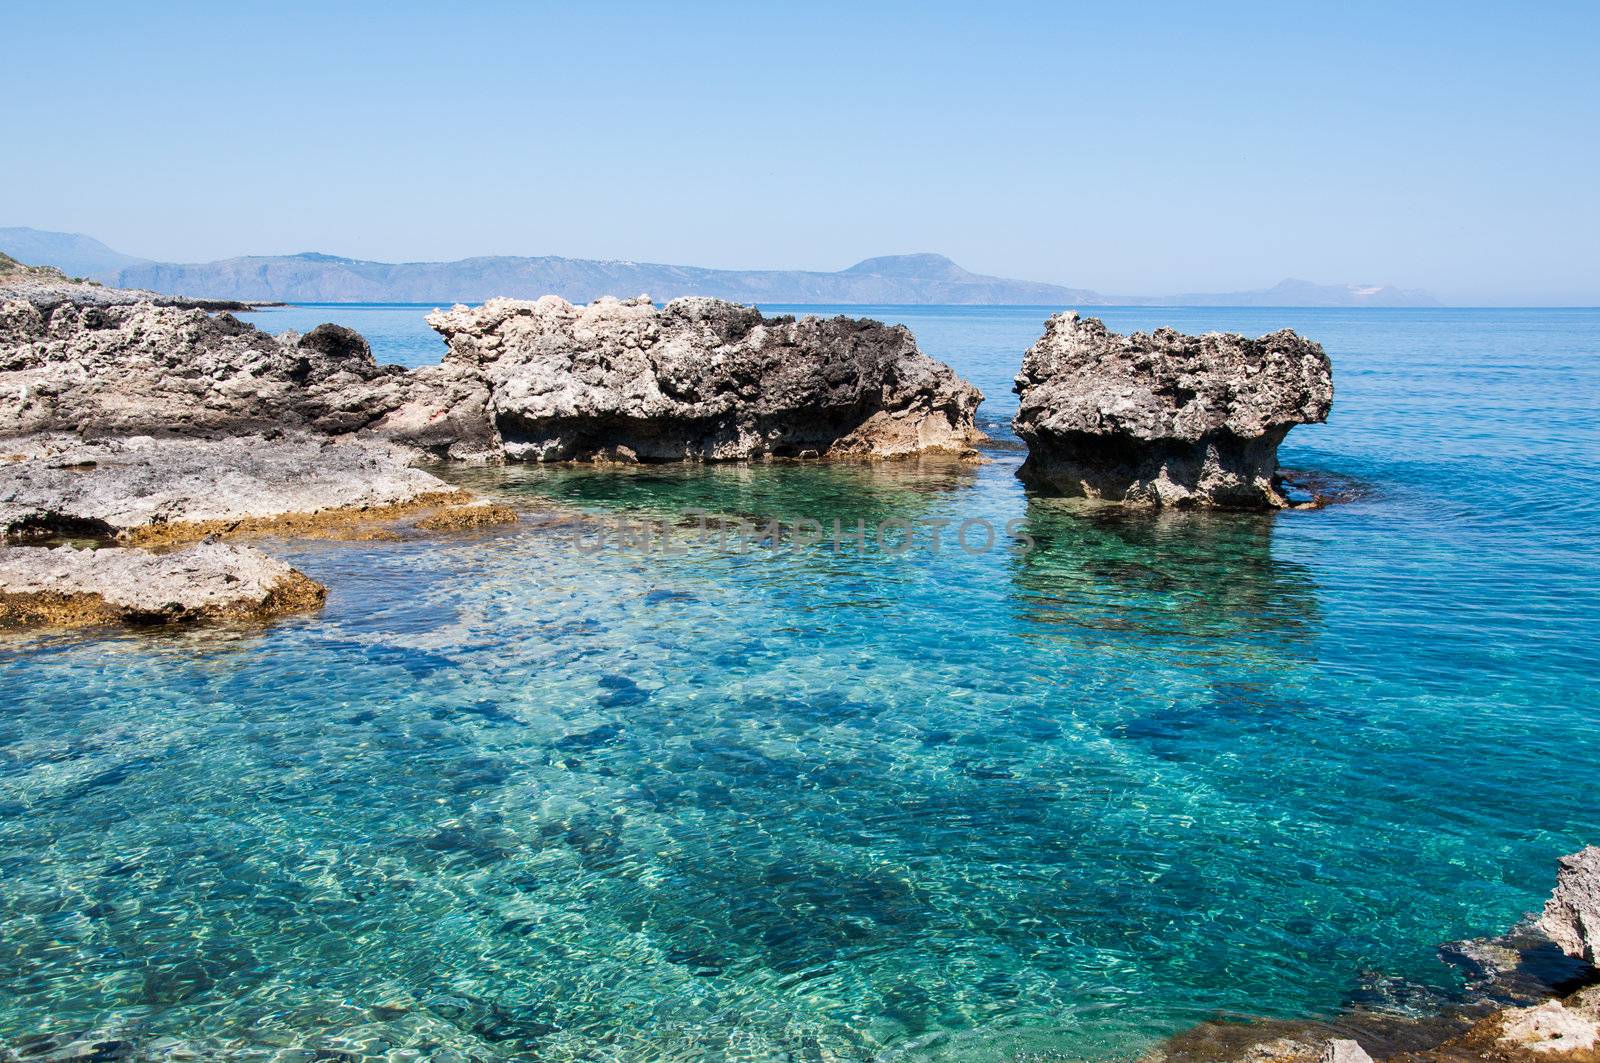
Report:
1540,847,1600,968
1012,312,1333,508
0,540,325,628
1495,996,1600,1055
425,295,984,462
0,435,459,542
0,301,497,460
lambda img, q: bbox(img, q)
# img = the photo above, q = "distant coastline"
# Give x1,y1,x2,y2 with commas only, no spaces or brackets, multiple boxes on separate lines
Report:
0,226,1441,308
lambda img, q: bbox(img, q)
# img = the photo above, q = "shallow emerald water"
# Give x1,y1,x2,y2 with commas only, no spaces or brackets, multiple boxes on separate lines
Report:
3,307,1598,1061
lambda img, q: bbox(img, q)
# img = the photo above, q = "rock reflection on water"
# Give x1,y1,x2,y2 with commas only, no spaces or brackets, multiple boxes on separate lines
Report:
453,455,984,536
1010,499,1320,645
1008,498,1334,772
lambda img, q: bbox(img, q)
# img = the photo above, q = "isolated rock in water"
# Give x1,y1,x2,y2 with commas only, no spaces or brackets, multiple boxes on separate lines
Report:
0,540,325,627
0,301,498,459
0,435,461,542
1155,1035,1369,1063
1540,847,1600,967
425,295,984,461
1012,312,1333,508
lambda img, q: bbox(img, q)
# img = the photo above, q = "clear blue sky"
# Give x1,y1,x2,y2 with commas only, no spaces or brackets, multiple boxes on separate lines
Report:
9,0,1598,303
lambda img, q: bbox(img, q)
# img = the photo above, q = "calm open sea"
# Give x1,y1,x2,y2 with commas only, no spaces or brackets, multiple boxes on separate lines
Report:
2,304,1596,1061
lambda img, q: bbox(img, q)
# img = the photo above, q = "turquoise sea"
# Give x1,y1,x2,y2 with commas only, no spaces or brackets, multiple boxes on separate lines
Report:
3,304,1597,1061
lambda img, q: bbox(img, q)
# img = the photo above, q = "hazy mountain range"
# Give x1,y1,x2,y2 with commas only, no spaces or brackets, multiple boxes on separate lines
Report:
0,226,1441,307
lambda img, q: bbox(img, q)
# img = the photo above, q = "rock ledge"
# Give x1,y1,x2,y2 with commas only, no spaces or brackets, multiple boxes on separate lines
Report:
0,540,325,628
0,435,475,543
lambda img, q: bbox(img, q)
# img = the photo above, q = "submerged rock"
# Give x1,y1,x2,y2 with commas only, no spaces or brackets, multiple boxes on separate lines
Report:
425,295,984,461
1540,847,1600,968
1012,312,1333,508
0,435,474,543
0,540,325,628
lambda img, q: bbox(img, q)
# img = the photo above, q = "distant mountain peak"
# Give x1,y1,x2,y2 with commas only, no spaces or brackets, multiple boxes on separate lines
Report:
1256,277,1440,306
842,253,970,278
0,226,150,276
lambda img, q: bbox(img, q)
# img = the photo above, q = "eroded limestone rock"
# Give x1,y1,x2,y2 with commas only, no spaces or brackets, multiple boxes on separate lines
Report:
0,301,497,460
1539,847,1600,968
1497,996,1600,1055
0,540,325,628
425,295,984,461
1012,312,1333,508
0,293,982,466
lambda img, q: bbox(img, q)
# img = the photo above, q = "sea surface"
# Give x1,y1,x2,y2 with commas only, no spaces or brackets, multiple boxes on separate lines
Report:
3,304,1598,1061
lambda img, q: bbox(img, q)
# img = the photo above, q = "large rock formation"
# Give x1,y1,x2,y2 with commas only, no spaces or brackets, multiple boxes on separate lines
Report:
1012,312,1333,508
425,295,984,462
0,540,325,628
0,290,980,625
1540,847,1600,968
0,301,497,460
0,294,984,465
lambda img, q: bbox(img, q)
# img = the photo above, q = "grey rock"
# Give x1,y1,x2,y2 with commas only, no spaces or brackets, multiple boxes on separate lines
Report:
1012,312,1333,508
1497,997,1600,1054
0,300,496,459
0,540,325,627
363,360,501,462
1318,1040,1374,1063
0,290,979,465
1539,847,1600,967
426,295,984,461
0,435,455,541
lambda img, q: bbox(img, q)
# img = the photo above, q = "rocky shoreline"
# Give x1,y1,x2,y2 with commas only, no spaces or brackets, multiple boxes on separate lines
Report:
0,275,1595,1061
0,292,986,464
0,280,1340,629
1147,849,1600,1063
0,281,995,629
0,434,520,629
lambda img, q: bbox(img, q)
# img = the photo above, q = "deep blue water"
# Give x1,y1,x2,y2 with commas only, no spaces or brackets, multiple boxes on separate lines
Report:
3,304,1597,1061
